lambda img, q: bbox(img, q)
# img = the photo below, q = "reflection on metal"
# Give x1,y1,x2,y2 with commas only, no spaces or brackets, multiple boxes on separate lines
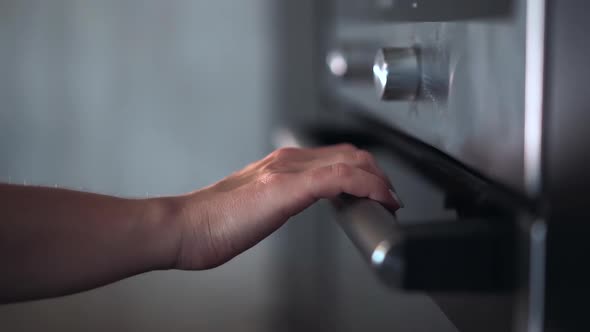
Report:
373,63,388,91
528,220,547,332
371,240,391,266
327,51,348,77
373,47,421,101
524,0,546,197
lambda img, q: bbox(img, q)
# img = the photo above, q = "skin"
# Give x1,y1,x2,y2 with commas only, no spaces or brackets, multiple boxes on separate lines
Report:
0,144,400,304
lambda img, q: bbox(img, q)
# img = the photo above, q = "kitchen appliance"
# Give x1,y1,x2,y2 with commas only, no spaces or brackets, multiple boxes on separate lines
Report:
276,0,590,331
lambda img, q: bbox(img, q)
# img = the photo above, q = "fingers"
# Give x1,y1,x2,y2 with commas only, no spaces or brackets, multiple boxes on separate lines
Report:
264,144,358,164
305,149,393,188
304,163,401,211
265,145,392,188
259,145,400,212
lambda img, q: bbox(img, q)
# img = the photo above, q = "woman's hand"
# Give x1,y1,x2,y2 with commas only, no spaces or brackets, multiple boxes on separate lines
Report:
173,144,401,270
0,144,400,302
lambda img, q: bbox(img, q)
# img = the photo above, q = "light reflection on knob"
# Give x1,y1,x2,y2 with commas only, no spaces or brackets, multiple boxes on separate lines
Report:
326,46,377,81
327,51,349,77
373,47,420,101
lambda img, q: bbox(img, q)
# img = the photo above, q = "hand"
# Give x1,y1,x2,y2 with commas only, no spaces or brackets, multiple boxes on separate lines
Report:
172,144,401,270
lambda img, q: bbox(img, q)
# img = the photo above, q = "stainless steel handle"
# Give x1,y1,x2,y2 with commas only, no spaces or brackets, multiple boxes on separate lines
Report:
332,196,404,279
333,194,514,291
274,127,514,291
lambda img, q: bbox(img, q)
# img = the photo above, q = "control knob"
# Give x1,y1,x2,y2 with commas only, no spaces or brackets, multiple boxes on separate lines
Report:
373,47,421,101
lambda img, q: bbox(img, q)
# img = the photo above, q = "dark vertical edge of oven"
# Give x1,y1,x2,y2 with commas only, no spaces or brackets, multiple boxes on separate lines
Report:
541,0,590,331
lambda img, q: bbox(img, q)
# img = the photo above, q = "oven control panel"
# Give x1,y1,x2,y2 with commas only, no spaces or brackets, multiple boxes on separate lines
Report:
323,0,532,194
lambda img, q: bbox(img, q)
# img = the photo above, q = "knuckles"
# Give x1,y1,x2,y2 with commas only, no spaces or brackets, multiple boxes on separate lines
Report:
263,146,376,184
331,162,353,178
262,147,300,174
270,147,299,161
351,150,376,165
308,162,353,183
263,159,291,173
258,170,289,186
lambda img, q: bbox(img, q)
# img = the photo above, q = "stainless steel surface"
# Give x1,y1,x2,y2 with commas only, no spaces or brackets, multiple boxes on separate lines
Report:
325,0,531,194
373,47,420,100
313,0,590,331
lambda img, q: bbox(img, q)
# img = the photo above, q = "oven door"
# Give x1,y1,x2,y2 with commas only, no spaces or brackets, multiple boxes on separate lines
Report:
276,121,527,332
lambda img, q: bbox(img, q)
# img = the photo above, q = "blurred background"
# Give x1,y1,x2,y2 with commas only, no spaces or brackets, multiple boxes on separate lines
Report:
0,1,456,331
0,0,277,330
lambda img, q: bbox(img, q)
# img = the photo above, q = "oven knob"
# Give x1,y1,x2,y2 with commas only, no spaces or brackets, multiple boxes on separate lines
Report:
373,47,420,101
326,45,376,81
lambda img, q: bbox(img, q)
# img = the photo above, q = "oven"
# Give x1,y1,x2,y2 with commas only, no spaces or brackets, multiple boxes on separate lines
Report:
274,1,590,331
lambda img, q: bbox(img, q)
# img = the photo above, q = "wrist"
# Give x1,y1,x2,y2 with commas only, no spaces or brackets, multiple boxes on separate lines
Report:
139,196,184,271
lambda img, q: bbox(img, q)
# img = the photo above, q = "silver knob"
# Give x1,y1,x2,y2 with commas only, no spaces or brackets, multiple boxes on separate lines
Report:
373,47,420,101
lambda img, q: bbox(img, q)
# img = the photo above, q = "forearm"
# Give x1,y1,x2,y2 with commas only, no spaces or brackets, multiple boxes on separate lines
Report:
0,184,180,303
0,145,399,303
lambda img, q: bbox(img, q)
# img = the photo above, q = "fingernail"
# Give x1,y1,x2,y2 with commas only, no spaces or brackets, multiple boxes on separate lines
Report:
389,189,405,208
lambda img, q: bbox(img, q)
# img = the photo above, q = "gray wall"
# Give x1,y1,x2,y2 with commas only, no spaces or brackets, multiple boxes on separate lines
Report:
0,1,278,331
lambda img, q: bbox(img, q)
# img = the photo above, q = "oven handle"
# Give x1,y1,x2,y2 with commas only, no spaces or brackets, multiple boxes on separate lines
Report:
332,195,513,291
331,195,406,286
275,127,514,292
